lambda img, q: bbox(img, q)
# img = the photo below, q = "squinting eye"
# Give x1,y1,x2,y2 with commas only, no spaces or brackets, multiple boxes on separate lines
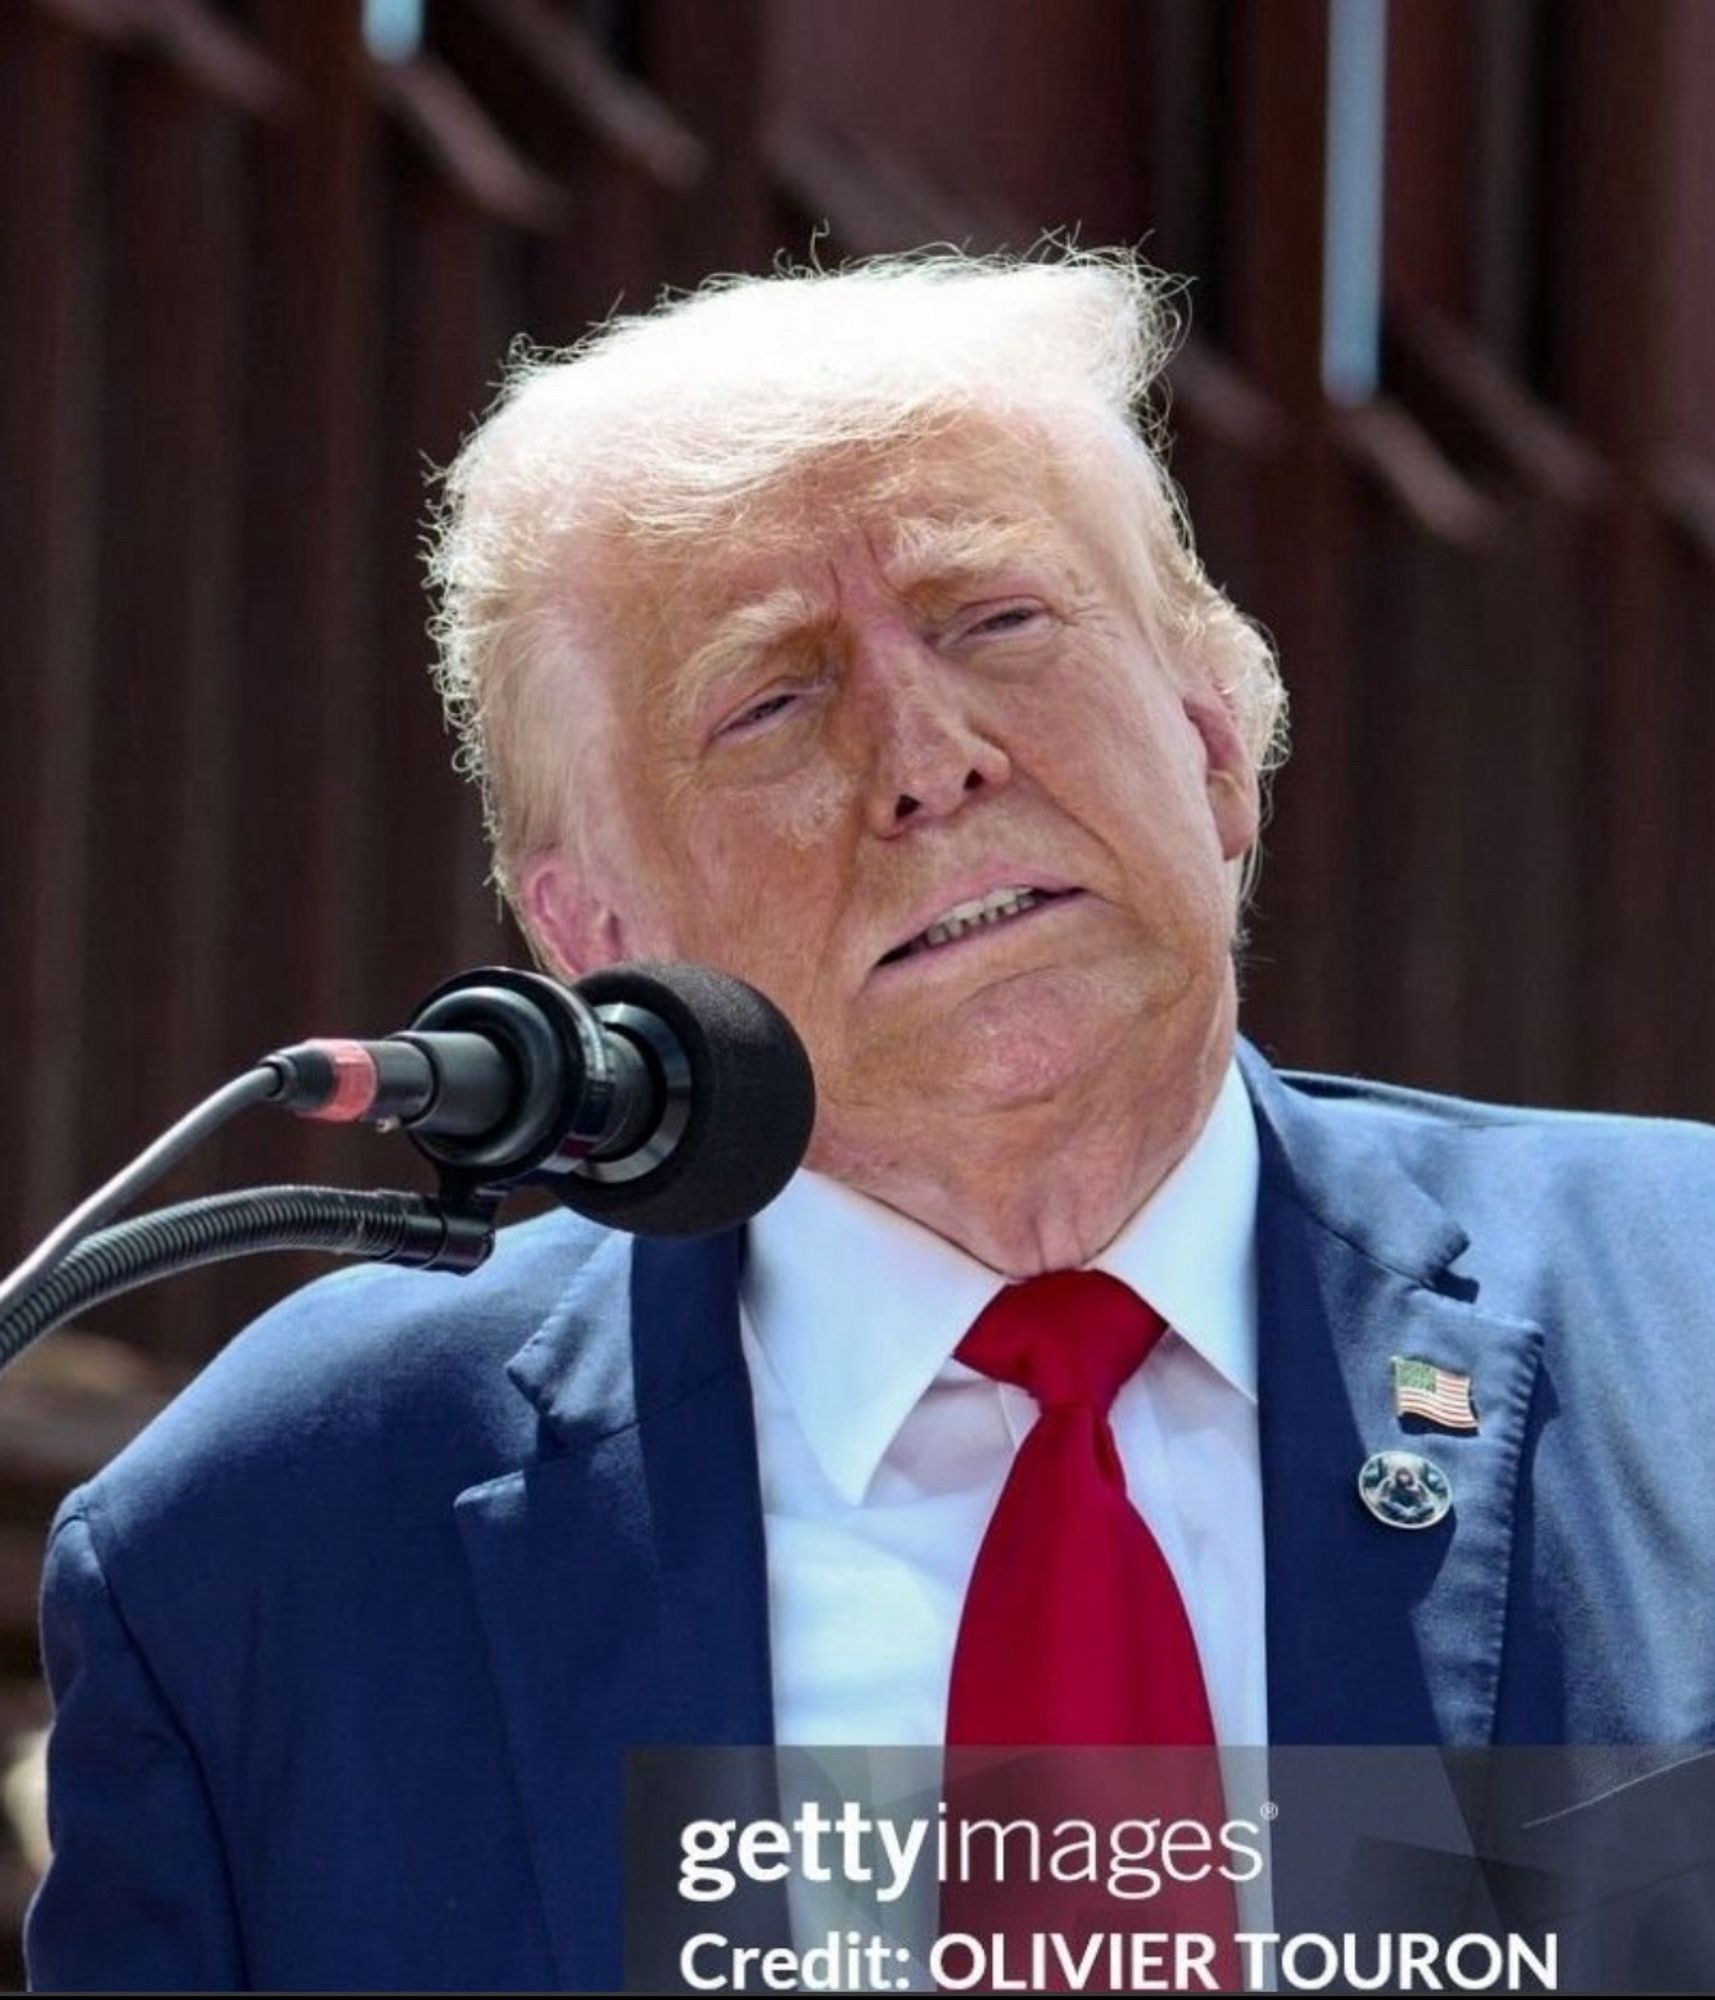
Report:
723,691,796,736
970,605,1042,636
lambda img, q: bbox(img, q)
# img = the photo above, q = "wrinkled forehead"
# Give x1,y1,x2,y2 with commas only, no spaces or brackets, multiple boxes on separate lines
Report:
591,412,1144,667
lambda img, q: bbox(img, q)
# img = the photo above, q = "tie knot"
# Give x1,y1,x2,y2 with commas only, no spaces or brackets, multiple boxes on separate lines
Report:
956,1270,1166,1413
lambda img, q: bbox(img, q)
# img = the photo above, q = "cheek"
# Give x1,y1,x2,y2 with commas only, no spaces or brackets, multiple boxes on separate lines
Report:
1031,679,1228,899
769,765,850,851
1019,675,1169,814
663,787,852,962
1072,661,1211,807
678,761,855,881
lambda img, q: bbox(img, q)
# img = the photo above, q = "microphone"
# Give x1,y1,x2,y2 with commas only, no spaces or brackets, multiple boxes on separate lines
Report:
263,963,816,1237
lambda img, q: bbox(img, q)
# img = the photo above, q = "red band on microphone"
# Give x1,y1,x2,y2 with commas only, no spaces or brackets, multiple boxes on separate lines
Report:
301,1040,379,1122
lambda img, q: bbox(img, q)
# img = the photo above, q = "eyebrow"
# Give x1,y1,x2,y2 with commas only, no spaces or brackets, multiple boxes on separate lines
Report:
667,513,1065,733
669,582,830,733
881,512,1052,590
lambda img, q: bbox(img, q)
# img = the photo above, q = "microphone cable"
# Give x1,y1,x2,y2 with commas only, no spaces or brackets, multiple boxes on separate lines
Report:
0,1067,284,1331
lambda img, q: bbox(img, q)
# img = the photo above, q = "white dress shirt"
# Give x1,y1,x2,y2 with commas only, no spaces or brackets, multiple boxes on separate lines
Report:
738,1059,1267,1753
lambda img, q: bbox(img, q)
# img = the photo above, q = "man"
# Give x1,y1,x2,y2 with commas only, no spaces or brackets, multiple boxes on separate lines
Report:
26,251,1715,1990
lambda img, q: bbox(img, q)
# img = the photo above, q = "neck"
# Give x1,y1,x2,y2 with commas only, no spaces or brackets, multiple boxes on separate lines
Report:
822,1002,1238,1278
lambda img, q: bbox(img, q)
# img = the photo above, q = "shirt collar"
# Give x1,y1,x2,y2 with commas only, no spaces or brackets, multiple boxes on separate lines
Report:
1089,1059,1259,1405
741,1059,1261,1505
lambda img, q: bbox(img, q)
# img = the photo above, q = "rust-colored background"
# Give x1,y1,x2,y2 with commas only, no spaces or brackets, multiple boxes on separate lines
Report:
2,0,1711,1975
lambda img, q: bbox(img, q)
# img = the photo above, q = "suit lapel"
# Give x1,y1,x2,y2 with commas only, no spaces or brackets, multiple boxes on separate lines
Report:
455,1228,774,1989
1242,1047,1544,1747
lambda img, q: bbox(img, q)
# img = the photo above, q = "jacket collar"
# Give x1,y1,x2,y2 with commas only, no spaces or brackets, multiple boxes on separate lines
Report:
503,1225,749,1445
1240,1043,1544,1748
1237,1042,1470,1282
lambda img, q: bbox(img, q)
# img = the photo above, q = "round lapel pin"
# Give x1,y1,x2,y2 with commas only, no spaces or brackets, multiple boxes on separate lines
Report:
1358,1449,1452,1530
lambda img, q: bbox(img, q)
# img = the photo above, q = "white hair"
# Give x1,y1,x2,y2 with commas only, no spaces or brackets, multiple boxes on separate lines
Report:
426,247,1287,905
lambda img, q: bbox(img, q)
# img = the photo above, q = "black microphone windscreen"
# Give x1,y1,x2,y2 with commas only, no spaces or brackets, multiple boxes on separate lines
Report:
548,962,816,1238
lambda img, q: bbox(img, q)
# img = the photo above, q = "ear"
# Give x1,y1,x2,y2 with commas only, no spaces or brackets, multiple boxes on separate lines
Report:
517,849,628,978
1182,687,1260,865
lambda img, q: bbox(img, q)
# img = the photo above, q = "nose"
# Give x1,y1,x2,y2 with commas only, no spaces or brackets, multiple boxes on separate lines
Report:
855,635,1012,836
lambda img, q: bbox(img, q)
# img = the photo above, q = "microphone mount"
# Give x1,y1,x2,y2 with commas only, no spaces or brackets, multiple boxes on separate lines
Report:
402,967,690,1191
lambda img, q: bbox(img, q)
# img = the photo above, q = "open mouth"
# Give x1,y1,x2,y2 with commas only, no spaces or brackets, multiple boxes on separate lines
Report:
876,886,1082,968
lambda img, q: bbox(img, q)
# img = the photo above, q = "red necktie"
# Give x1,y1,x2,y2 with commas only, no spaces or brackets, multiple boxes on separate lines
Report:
942,1270,1240,1991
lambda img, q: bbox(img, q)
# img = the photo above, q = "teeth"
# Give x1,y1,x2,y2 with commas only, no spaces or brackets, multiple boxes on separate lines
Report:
915,886,1044,951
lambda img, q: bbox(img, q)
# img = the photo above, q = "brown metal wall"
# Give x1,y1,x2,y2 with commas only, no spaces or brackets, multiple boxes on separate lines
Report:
0,0,1711,1966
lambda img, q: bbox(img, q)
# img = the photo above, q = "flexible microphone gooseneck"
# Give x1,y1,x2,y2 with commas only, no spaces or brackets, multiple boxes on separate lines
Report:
0,962,817,1373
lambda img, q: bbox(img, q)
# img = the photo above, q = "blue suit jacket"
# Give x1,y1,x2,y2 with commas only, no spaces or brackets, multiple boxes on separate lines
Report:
25,1047,1715,1988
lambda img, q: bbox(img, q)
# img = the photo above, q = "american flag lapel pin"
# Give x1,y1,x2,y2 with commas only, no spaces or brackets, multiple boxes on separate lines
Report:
1391,1354,1480,1434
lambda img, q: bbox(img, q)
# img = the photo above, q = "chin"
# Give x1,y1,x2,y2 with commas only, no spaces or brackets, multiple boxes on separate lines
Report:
943,1043,1097,1111
923,974,1137,1110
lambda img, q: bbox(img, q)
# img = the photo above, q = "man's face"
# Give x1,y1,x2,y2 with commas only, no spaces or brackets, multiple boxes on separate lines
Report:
523,425,1259,1181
